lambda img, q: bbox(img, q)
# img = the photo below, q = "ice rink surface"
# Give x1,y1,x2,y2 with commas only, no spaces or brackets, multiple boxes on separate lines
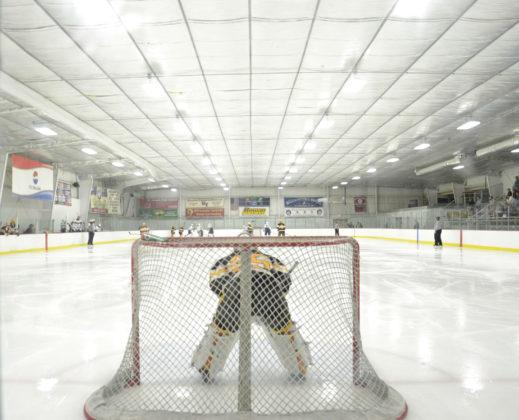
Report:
1,238,518,420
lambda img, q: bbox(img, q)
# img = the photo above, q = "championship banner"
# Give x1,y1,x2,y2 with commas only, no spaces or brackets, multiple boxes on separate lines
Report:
186,198,224,219
238,196,270,217
139,198,178,218
90,184,108,214
11,154,54,200
55,180,72,206
107,189,121,215
354,196,367,213
284,197,325,217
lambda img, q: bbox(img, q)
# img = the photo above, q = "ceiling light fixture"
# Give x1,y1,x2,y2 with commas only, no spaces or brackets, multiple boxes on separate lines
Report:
170,188,177,192
366,167,377,173
202,156,211,166
278,186,284,190
414,143,430,150
386,157,399,163
332,185,338,190
281,181,287,185
190,142,203,154
215,176,222,182
81,147,97,155
34,126,57,136
340,181,348,185
304,141,316,152
475,136,519,157
457,120,480,131
148,178,155,182
453,165,464,170
288,167,298,173
111,161,124,167
393,0,428,18
161,184,169,188
352,176,361,180
296,156,305,164
134,171,144,177
219,183,226,187
511,148,519,154
415,156,461,176
284,175,292,180
223,187,229,191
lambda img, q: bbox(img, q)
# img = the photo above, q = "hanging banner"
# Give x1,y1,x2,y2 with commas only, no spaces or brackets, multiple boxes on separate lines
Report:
90,184,108,214
107,189,121,215
186,198,224,219
139,198,178,218
238,196,270,217
11,154,54,200
354,196,367,213
284,197,325,217
55,180,72,206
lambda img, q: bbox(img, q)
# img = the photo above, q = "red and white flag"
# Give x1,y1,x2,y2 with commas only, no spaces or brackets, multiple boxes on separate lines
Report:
11,154,54,200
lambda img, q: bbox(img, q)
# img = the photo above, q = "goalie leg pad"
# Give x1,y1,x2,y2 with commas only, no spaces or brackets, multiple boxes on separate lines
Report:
192,323,238,381
263,322,312,379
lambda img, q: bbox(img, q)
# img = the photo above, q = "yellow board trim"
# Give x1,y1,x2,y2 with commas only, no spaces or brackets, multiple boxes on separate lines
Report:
353,235,519,253
0,238,134,256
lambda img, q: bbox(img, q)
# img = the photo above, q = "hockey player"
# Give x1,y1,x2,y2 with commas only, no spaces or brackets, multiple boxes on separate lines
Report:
192,249,310,384
87,219,96,248
197,223,204,237
264,221,271,236
207,223,214,237
187,224,194,237
170,225,176,238
139,222,149,239
246,221,254,236
277,220,286,237
178,226,184,237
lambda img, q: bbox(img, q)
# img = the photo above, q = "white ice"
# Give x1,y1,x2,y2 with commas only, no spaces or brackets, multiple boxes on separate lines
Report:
1,239,518,419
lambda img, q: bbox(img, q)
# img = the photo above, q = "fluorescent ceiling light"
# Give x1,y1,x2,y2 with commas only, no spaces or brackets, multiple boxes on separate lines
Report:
148,178,155,182
414,143,430,150
393,0,428,18
457,120,480,131
281,181,287,185
81,147,97,155
143,77,163,98
223,187,229,191
111,161,124,167
190,142,203,154
343,76,366,94
161,184,169,188
415,156,461,176
317,117,334,130
511,148,519,153
352,176,361,180
219,183,226,187
304,141,316,152
296,156,305,164
308,169,314,173
288,167,298,173
386,157,399,163
202,157,211,166
215,176,222,181
278,186,284,190
476,137,519,157
208,167,218,175
340,181,348,185
34,126,57,136
332,185,338,190
304,120,314,133
453,165,464,170
170,188,177,192
366,167,377,173
284,175,292,180
134,171,143,177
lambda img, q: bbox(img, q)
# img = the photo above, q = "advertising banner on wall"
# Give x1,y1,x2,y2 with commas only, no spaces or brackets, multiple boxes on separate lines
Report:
238,196,270,217
353,196,367,213
55,180,72,206
186,198,224,219
107,189,121,215
90,184,108,214
139,198,178,218
284,197,325,217
11,154,54,200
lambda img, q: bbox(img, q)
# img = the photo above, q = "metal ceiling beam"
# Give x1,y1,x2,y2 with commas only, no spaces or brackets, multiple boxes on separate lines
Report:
0,71,162,180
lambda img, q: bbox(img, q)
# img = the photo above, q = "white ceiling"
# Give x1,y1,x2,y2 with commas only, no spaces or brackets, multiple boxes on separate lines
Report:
1,0,519,189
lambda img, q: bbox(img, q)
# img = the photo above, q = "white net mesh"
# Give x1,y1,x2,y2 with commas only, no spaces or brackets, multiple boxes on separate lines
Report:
84,236,407,420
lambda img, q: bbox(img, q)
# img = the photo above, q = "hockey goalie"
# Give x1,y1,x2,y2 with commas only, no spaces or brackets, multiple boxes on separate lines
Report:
192,249,311,383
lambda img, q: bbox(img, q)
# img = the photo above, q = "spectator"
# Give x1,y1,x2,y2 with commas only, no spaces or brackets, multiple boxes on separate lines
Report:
60,219,67,233
70,216,84,232
263,221,271,236
488,196,495,217
207,223,214,237
197,223,203,237
506,188,513,201
475,196,482,212
334,223,339,237
23,224,35,234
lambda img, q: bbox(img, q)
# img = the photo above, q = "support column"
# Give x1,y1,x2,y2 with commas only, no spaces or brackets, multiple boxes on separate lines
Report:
0,152,8,213
238,246,252,412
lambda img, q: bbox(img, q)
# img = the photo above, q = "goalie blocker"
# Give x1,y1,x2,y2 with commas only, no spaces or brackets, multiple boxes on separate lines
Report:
192,249,311,383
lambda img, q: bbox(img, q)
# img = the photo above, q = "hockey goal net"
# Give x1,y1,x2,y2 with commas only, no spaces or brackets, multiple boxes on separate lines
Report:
84,236,407,419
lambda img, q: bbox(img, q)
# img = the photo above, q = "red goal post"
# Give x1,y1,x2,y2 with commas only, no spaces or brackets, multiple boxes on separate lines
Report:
84,236,407,420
